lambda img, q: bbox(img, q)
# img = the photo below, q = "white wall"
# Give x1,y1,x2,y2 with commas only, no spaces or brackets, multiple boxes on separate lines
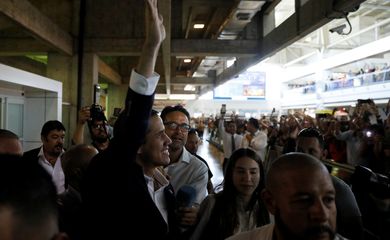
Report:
0,63,62,151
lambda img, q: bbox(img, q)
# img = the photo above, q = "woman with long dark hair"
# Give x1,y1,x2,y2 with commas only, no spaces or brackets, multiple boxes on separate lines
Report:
189,148,270,240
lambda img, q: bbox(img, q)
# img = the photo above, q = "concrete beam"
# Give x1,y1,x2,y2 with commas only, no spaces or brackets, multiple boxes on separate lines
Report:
0,56,46,76
172,39,260,57
98,58,122,85
4,38,260,57
0,0,73,55
83,39,144,56
171,76,214,85
0,38,50,55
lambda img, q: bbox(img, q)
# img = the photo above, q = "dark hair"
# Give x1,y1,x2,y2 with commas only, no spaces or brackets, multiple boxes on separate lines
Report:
248,117,259,130
188,128,198,135
202,148,269,239
0,129,19,140
145,109,160,136
41,120,66,137
0,154,58,237
297,127,325,149
160,105,190,122
150,109,159,117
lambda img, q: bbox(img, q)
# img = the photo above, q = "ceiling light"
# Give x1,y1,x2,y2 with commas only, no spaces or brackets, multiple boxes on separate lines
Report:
184,59,192,63
184,84,196,91
193,23,205,29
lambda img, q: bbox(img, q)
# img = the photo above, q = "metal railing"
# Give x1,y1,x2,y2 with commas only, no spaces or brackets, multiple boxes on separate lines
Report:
325,68,390,91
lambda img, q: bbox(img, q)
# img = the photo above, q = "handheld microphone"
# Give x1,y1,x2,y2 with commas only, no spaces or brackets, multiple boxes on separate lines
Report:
176,185,196,208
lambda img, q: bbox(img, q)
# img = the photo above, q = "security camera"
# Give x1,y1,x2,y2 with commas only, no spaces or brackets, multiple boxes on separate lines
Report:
329,24,347,34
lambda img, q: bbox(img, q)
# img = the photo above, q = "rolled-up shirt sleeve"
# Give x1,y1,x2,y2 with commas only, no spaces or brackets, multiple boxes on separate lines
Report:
129,69,160,95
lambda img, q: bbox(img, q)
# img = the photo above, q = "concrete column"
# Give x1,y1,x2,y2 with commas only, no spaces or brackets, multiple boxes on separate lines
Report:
81,53,99,106
47,53,78,147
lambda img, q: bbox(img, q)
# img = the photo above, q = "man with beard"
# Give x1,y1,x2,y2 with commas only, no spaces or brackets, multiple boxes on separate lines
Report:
160,105,209,228
228,152,347,240
23,120,66,194
72,105,110,152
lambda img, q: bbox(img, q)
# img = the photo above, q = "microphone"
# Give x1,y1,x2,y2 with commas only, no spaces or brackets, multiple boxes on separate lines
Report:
176,185,196,208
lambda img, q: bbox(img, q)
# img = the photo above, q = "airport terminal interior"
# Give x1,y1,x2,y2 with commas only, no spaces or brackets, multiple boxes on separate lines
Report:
1,0,390,239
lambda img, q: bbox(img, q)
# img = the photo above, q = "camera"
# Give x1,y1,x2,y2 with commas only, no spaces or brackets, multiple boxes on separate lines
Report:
90,104,106,122
329,24,346,34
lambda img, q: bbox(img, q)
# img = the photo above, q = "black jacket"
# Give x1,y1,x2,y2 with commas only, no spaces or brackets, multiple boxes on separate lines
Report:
81,88,179,240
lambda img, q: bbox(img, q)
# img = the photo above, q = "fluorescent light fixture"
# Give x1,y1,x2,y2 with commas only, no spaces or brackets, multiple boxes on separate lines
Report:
193,23,205,29
184,84,196,91
169,94,197,100
184,59,192,63
199,91,213,99
227,58,236,68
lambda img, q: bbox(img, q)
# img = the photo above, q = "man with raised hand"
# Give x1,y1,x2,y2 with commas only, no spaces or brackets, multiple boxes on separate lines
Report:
81,0,171,239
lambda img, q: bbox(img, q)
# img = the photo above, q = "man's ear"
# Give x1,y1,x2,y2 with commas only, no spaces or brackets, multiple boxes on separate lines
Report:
261,189,276,215
137,146,143,154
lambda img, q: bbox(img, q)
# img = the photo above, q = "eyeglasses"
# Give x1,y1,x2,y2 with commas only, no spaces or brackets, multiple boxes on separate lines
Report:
164,122,190,132
92,124,105,130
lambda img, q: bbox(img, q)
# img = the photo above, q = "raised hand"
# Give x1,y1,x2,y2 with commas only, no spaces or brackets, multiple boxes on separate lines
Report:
136,0,166,78
144,0,166,48
78,106,91,125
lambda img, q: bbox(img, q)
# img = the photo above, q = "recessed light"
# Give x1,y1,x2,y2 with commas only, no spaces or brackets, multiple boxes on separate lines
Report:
193,23,205,29
184,59,192,63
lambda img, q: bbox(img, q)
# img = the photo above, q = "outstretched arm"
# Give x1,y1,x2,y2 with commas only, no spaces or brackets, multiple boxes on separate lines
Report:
136,0,166,78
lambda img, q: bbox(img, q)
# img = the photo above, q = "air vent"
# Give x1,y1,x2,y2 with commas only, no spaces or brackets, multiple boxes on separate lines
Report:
236,12,251,21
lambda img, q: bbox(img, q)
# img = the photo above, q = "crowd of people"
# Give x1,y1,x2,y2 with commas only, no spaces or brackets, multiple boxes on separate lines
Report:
0,1,389,239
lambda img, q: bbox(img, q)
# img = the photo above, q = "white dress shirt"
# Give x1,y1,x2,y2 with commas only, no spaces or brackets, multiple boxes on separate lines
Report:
37,147,65,194
240,130,268,162
218,120,243,159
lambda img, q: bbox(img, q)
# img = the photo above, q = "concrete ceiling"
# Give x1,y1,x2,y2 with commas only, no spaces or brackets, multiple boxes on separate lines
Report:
0,0,370,99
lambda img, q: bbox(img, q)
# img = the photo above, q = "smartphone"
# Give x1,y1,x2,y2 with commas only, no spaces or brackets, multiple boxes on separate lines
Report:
220,104,226,114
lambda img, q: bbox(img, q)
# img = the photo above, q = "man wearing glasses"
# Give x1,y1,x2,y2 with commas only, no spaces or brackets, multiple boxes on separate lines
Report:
71,104,111,152
160,105,209,228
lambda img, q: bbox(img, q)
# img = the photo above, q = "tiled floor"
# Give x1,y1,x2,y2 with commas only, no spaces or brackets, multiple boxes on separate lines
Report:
196,130,225,189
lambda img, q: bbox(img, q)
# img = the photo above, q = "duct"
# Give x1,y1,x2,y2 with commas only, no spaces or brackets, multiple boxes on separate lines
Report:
218,0,266,40
197,1,266,78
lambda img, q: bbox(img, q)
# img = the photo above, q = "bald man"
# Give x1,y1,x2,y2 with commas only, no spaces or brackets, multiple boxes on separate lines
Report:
296,127,363,240
0,129,23,155
228,152,347,240
58,144,98,240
